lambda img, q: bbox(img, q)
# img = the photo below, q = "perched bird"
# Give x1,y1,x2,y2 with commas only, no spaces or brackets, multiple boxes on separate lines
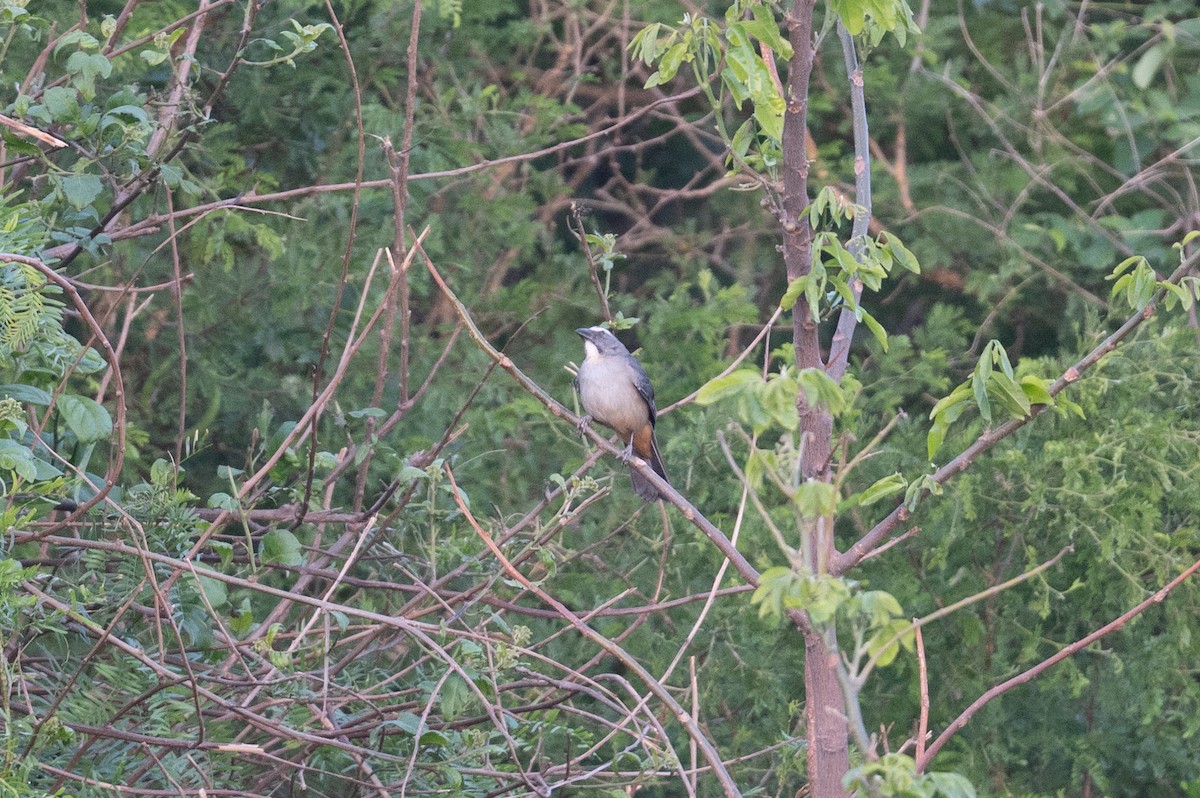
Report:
574,326,669,501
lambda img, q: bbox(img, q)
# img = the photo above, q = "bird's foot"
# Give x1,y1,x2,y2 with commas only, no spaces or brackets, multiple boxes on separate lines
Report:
577,414,593,435
619,440,635,464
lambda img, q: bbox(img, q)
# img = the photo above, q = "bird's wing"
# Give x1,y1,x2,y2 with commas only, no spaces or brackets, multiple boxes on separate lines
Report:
629,357,658,425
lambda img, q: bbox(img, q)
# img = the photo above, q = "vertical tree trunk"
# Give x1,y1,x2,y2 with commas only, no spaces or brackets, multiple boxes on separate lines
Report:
805,632,850,798
782,1,851,795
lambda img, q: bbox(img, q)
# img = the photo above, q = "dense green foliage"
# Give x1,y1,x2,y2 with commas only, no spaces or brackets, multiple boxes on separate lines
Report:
0,0,1198,796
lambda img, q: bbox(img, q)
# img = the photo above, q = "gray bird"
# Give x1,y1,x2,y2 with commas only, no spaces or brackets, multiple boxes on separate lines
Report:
574,326,670,501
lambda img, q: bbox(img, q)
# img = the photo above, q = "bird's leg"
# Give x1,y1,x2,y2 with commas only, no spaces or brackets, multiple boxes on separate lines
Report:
619,437,635,464
577,414,593,435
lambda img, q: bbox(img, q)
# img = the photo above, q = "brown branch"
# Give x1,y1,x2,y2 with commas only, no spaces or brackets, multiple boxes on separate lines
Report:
568,204,613,322
837,247,1200,574
416,241,762,590
443,467,743,798
298,0,369,526
164,188,188,463
38,87,707,263
188,230,427,551
918,554,1200,770
914,624,929,765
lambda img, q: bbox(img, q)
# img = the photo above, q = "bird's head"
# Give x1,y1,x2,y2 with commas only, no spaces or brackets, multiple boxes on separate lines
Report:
576,326,630,359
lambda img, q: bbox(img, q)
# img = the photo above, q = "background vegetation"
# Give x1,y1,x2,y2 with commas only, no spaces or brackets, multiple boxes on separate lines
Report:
1,0,1198,796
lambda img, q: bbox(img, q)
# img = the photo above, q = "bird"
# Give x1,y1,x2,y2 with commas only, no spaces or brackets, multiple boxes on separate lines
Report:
573,325,670,501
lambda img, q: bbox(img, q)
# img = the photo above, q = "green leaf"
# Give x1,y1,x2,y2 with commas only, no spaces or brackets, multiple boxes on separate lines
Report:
926,411,952,461
796,367,846,414
140,48,170,66
802,574,851,623
1019,375,1054,406
751,92,785,142
695,369,761,404
1055,396,1086,420
196,575,228,608
729,117,756,161
1132,42,1169,90
853,473,907,508
923,771,977,798
440,673,472,720
928,382,972,460
629,23,663,65
736,4,793,57
151,458,176,484
0,384,53,405
834,0,868,34
65,51,112,100
76,346,108,375
751,566,796,620
53,30,100,57
972,357,992,425
779,275,808,311
59,173,104,211
794,480,836,518
261,528,303,566
216,464,243,480
988,372,1031,418
649,40,690,86
0,439,38,481
211,540,234,569
1160,280,1192,311
860,308,889,351
1130,263,1157,310
993,342,1015,380
928,382,972,421
419,729,451,747
857,590,904,624
905,474,942,511
866,618,913,667
1106,255,1146,280
57,394,113,443
229,600,254,636
397,465,429,483
43,87,79,120
207,492,239,511
760,371,800,429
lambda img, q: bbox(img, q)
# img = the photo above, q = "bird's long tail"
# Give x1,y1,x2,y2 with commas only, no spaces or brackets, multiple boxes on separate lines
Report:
630,428,669,502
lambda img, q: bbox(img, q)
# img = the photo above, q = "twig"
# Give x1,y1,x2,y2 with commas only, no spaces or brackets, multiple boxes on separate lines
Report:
568,204,613,321
857,545,1072,686
828,22,873,383
659,306,784,415
914,625,929,768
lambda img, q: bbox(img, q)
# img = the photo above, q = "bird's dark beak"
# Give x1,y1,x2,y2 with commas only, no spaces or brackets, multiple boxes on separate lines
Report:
575,327,591,339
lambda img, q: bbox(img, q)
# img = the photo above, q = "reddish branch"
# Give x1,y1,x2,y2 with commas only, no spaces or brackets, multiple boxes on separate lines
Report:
417,242,763,588
918,554,1200,770
838,247,1200,575
443,467,743,798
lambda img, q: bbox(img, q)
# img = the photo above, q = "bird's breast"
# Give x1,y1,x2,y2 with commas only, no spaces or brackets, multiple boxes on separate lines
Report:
577,358,650,437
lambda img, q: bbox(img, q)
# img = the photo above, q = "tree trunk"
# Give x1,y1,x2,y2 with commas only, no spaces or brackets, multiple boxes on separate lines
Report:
783,1,852,795
805,631,851,798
